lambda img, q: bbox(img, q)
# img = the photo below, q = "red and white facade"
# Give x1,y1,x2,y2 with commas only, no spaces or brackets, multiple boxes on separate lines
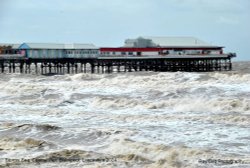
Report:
100,47,223,57
99,37,226,57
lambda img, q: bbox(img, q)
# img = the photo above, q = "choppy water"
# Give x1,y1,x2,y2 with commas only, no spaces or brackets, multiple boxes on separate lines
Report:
0,62,250,168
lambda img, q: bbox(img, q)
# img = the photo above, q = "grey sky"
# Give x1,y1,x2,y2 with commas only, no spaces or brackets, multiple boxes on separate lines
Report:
0,0,249,60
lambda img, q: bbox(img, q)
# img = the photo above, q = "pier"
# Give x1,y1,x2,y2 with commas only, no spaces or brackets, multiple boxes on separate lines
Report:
0,37,237,74
0,55,233,74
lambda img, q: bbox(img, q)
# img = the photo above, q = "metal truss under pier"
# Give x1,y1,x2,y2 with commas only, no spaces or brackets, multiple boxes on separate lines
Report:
0,56,233,74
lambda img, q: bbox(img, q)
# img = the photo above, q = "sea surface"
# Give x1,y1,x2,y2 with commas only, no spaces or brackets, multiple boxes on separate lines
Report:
0,62,250,168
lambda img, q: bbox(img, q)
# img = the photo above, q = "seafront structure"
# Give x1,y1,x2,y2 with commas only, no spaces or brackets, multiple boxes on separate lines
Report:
0,37,236,74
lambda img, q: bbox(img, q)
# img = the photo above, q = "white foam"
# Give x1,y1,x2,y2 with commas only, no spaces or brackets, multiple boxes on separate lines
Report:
0,71,250,162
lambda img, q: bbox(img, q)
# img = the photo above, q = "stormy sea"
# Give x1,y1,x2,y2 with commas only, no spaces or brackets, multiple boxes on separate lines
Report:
0,62,250,168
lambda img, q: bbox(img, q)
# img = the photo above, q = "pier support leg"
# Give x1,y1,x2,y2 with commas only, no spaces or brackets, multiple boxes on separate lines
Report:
67,63,70,74
97,64,100,73
229,59,232,70
1,63,4,73
25,64,27,74
13,62,16,73
84,64,87,73
49,63,52,73
91,64,95,73
80,63,83,73
41,64,44,74
102,64,104,73
75,64,78,73
35,63,38,74
20,63,24,73
9,63,11,73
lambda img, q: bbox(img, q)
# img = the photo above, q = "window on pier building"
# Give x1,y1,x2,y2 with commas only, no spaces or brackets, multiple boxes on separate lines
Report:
42,49,47,57
34,50,38,57
203,50,211,54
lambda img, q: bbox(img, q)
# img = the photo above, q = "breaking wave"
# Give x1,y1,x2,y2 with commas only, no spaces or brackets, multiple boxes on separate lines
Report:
12,124,60,132
1,139,246,168
0,123,61,135
90,96,250,114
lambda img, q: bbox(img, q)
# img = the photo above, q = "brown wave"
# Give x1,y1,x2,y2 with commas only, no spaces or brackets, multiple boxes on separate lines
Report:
0,137,53,150
1,146,249,168
9,123,61,132
0,149,116,168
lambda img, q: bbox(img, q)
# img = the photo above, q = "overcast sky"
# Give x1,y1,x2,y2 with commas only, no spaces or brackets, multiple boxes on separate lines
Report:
0,0,249,60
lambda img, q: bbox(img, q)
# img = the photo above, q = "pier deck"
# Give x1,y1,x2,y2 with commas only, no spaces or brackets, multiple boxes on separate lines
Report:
0,55,233,74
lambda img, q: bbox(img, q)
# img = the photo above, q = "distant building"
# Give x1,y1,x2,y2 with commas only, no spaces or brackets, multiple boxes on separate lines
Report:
0,43,20,54
18,43,99,58
100,36,223,56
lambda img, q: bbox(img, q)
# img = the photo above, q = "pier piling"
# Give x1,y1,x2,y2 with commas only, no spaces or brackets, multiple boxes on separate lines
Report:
0,56,233,75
